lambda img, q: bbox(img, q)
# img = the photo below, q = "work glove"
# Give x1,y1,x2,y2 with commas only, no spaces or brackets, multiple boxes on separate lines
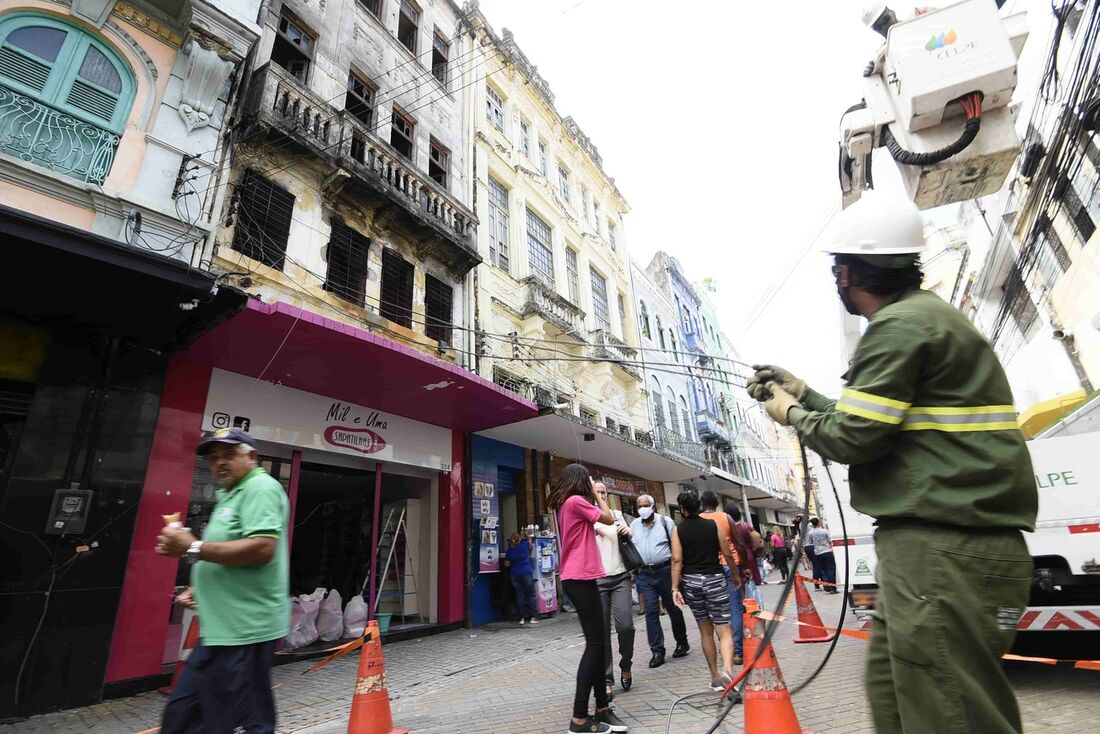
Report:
763,382,799,427
747,364,807,402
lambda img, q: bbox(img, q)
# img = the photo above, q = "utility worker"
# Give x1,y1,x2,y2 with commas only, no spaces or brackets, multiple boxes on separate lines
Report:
747,192,1037,734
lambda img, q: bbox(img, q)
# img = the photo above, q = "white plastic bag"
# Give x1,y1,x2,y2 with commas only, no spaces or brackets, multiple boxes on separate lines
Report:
296,593,321,648
317,589,344,641
285,598,316,649
343,594,369,639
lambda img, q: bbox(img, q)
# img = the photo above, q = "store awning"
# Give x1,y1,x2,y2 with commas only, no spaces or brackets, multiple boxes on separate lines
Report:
1,204,247,350
185,299,538,433
476,412,705,482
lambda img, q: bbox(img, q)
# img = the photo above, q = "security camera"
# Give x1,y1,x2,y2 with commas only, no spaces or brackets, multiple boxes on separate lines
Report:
1052,328,1070,342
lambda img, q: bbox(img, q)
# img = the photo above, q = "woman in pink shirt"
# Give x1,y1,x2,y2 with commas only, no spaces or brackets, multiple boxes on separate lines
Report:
549,464,628,733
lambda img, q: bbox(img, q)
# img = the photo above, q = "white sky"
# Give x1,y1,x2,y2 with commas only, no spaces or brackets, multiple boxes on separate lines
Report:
476,0,1050,395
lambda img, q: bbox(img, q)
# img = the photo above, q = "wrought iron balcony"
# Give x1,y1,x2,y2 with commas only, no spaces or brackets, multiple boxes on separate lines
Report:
589,329,641,380
653,426,706,464
696,408,731,445
521,276,584,335
244,63,478,272
0,83,119,185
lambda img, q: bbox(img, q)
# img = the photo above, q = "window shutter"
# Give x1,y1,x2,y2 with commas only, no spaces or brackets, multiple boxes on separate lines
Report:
380,248,415,327
324,219,371,306
0,45,51,91
232,170,295,270
424,274,453,344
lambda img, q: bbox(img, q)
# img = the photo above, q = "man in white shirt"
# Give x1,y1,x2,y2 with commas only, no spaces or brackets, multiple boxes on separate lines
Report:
805,518,839,594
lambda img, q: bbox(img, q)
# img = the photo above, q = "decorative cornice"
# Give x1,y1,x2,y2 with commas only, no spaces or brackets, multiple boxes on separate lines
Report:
112,2,184,47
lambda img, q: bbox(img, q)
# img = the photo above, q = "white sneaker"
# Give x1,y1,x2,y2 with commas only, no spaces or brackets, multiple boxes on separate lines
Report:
518,619,525,625
529,618,539,624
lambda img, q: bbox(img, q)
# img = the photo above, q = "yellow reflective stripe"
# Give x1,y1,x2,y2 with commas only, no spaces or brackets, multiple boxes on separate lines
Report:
837,402,905,425
900,421,1019,432
907,405,1016,415
841,388,912,411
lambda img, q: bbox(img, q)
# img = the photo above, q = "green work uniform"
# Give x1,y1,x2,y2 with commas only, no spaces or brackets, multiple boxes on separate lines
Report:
788,288,1037,734
192,467,290,646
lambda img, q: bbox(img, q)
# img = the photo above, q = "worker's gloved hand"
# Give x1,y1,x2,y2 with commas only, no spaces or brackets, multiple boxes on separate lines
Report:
748,364,807,402
763,382,799,426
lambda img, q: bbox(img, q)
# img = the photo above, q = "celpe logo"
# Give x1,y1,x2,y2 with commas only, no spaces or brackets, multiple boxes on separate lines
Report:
324,426,387,454
925,29,958,51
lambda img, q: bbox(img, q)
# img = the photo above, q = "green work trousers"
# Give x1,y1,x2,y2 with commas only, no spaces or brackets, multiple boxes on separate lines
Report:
866,523,1032,734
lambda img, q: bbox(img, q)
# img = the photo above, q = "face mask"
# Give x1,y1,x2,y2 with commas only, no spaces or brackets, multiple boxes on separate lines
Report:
638,507,654,520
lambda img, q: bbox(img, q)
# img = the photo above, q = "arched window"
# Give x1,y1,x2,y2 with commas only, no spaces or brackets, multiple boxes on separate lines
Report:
0,13,134,183
665,386,680,437
638,301,651,340
655,315,665,349
650,376,665,429
679,395,692,440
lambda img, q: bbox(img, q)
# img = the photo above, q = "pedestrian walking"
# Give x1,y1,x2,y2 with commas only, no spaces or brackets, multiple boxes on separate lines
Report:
726,506,764,607
805,518,838,593
793,515,821,589
748,192,1037,734
629,494,690,669
549,464,629,733
155,428,290,734
505,531,538,623
670,491,739,691
769,527,789,581
699,490,750,665
592,482,635,698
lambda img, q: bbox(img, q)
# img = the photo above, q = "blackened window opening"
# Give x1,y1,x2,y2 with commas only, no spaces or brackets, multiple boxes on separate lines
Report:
346,71,375,128
429,137,449,188
424,274,453,344
324,219,371,306
231,169,295,270
380,248,414,327
391,108,415,159
398,0,419,54
432,30,449,86
273,12,314,82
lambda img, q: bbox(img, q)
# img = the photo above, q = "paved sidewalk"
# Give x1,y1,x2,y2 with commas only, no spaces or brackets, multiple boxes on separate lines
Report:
6,582,1100,733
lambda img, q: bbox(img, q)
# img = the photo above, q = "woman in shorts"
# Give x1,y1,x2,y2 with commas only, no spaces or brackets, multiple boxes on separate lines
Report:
670,490,740,691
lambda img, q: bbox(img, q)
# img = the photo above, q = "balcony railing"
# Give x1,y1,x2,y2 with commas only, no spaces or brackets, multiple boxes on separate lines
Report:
246,63,477,266
521,276,584,334
589,329,640,379
0,83,119,185
696,408,731,445
653,426,706,464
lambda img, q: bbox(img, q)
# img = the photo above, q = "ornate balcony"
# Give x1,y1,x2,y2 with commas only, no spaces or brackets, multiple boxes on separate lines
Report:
653,426,706,464
521,276,584,335
589,329,641,380
0,83,119,185
244,63,478,272
696,408,731,445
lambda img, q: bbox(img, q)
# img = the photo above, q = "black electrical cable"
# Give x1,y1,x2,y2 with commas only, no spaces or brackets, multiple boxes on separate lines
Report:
883,117,981,167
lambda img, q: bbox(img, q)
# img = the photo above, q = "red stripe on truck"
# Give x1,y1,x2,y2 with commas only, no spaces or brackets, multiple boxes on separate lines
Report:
1068,523,1100,534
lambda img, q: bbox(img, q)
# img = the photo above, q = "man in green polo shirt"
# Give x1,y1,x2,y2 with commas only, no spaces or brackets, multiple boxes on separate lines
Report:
157,428,289,734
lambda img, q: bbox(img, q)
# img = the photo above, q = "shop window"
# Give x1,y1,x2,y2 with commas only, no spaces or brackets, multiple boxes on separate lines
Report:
390,106,415,160
380,248,414,327
487,176,510,273
273,11,314,83
231,169,295,271
0,14,135,184
526,208,554,286
424,274,453,345
346,70,376,128
486,84,505,132
323,218,371,307
398,0,419,54
428,137,449,188
431,29,449,86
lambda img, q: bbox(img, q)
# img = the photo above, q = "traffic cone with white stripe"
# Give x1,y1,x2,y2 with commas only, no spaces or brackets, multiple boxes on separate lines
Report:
160,613,199,695
793,574,836,644
743,614,811,734
347,620,407,734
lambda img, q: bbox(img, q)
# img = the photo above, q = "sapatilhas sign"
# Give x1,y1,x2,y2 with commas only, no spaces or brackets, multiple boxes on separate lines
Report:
201,368,451,471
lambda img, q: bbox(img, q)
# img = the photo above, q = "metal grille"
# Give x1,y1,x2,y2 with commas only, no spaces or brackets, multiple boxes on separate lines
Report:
232,169,295,270
380,248,414,327
590,268,610,331
1059,173,1097,242
526,208,554,286
1040,215,1071,272
323,218,370,306
488,177,510,273
1005,264,1038,335
424,274,453,344
565,247,579,303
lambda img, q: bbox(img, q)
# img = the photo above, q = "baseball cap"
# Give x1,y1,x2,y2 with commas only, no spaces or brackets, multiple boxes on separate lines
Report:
196,427,257,456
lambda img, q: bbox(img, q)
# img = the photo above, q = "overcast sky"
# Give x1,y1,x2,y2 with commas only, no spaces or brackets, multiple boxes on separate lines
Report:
476,0,1051,396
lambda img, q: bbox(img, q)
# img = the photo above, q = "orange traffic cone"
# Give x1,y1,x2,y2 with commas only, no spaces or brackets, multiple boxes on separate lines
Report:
743,614,811,734
743,594,761,615
793,575,836,644
347,620,408,734
160,613,200,695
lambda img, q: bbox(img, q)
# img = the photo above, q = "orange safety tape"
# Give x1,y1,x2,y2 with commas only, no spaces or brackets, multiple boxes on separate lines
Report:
302,628,376,675
799,574,838,588
755,610,1100,666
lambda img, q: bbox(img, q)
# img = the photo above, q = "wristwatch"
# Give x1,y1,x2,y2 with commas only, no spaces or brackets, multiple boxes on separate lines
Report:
185,540,204,564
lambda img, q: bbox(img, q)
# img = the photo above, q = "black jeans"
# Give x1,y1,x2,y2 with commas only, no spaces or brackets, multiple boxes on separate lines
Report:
773,548,790,580
161,639,277,734
563,579,609,719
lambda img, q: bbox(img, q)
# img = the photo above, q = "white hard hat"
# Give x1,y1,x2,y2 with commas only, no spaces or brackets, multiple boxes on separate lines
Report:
861,2,889,27
825,191,926,257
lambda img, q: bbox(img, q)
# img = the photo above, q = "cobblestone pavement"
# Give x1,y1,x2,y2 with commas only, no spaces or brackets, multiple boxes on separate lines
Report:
6,580,1100,733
